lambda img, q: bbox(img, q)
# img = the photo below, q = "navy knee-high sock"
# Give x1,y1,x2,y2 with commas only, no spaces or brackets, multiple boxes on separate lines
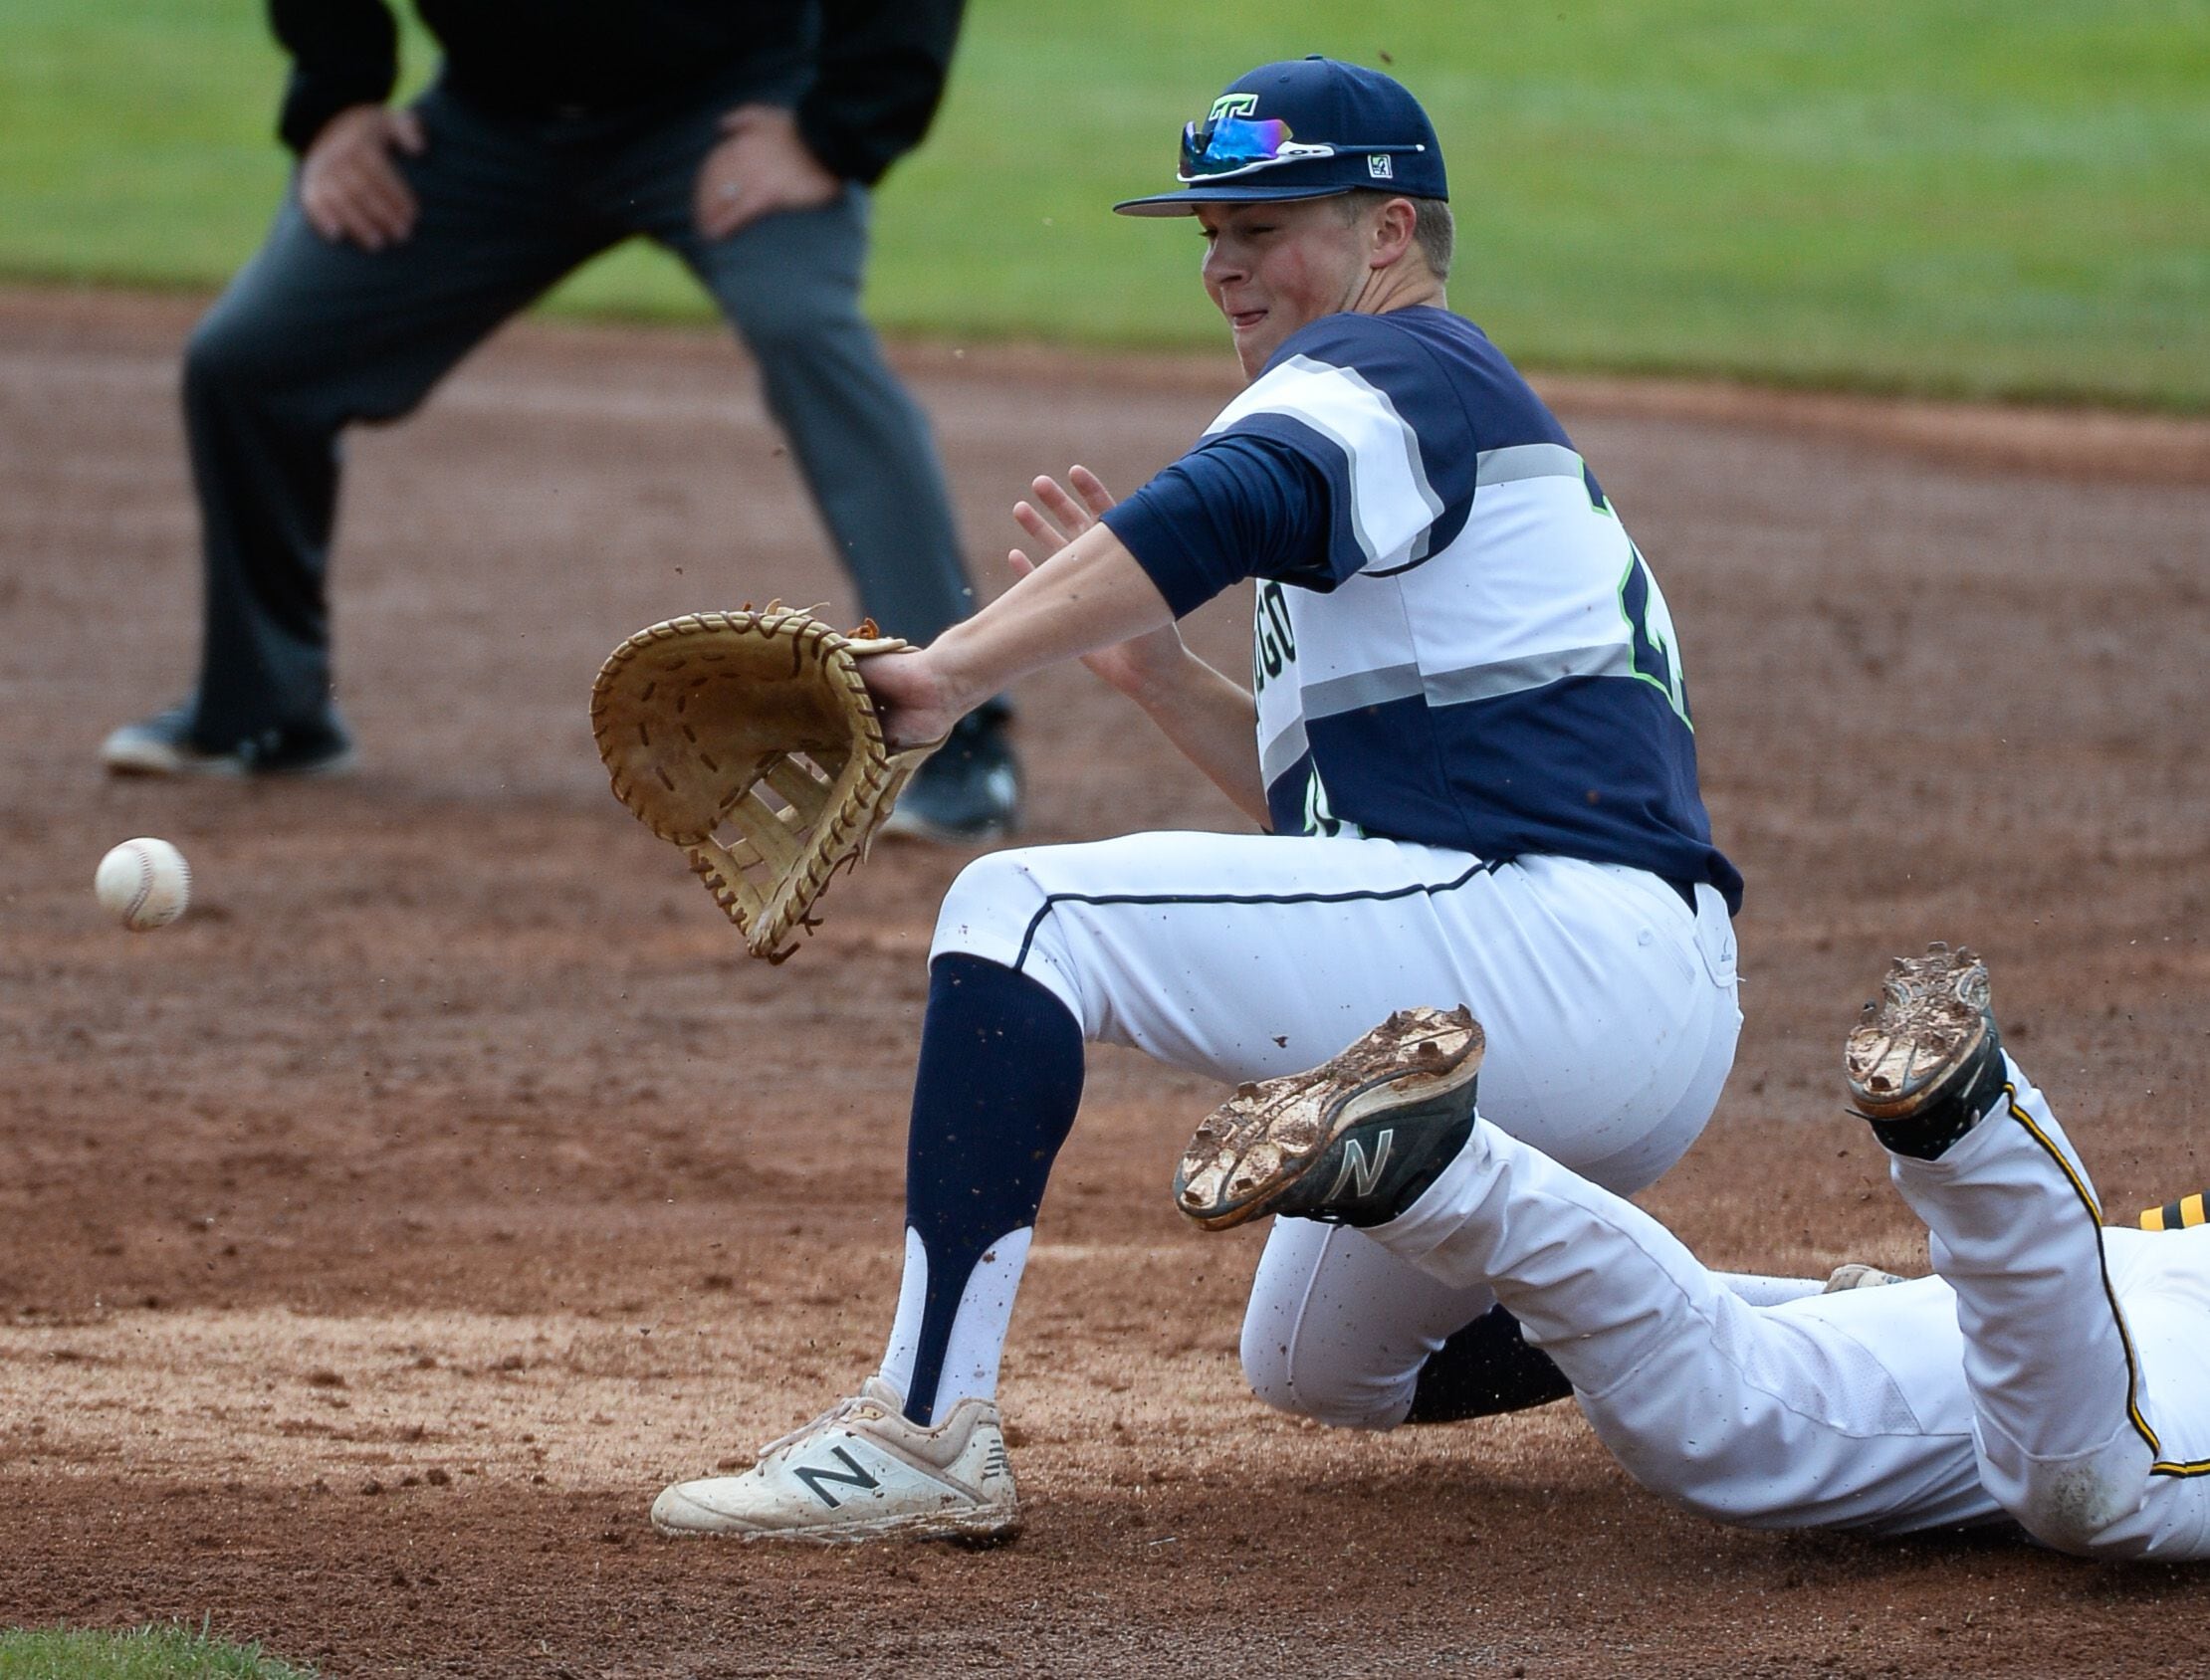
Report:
880,952,1084,1425
1404,1304,1573,1422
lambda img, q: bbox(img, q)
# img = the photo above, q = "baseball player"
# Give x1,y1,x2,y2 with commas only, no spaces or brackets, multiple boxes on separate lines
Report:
1168,944,2210,1560
651,57,1763,1544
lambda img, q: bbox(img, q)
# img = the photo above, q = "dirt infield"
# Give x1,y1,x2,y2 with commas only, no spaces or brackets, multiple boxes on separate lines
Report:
5,287,2210,1677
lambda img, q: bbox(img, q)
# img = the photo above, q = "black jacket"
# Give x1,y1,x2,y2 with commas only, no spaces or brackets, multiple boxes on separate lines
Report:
269,0,965,186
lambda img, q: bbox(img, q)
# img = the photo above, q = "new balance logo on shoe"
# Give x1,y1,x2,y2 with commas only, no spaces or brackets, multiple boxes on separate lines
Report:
793,1447,881,1509
650,1377,1018,1543
1326,1129,1395,1201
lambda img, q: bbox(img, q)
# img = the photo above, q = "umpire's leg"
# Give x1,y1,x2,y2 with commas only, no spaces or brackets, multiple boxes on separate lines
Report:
180,85,608,750
655,183,978,646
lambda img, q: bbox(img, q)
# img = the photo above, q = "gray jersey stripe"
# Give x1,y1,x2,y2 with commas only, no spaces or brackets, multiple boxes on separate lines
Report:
1474,442,1585,487
1259,715,1310,789
1302,662,1426,717
1427,642,1639,705
1281,644,1642,753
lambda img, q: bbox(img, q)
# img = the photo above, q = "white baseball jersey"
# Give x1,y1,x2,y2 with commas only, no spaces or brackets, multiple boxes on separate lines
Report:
915,306,1745,1430
1104,306,1740,910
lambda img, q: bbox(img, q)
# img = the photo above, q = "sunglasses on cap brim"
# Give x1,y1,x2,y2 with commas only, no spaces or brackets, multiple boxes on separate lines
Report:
1179,113,1429,183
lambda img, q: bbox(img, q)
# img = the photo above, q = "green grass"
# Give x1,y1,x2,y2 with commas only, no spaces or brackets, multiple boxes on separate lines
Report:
0,1624,313,1679
2,0,2205,406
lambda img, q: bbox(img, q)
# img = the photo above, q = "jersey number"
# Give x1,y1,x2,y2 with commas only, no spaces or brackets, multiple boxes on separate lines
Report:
1618,546,1692,728
1589,469,1691,729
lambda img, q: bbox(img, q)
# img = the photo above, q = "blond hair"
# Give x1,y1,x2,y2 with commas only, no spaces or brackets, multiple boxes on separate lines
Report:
1339,190,1454,281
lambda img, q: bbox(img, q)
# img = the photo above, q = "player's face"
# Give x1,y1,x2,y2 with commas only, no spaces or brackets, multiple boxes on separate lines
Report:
1197,197,1372,379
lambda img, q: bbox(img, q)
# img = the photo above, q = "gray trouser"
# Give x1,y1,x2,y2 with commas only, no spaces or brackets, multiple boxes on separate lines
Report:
181,71,978,745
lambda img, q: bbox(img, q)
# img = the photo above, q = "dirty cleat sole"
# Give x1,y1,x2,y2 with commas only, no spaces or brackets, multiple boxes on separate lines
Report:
1845,942,2009,1160
1174,1005,1483,1232
1844,943,1996,1120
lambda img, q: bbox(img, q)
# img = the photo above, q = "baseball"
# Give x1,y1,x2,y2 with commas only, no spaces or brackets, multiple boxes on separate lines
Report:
95,837,192,932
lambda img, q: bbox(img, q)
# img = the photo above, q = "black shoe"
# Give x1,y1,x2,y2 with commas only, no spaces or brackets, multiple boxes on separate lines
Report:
1403,1303,1574,1423
101,702,356,778
1173,1006,1485,1231
881,708,1020,844
1844,943,2008,1161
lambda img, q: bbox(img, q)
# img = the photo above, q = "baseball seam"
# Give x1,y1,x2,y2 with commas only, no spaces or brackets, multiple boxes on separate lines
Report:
125,847,154,923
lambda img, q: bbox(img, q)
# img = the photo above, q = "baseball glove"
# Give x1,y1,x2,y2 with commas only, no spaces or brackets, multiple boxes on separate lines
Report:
590,606,938,962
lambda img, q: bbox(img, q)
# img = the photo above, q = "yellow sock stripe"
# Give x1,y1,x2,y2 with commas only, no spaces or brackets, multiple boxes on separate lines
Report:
2130,1193,2201,1237
2004,1092,2210,1477
2138,1191,2210,1232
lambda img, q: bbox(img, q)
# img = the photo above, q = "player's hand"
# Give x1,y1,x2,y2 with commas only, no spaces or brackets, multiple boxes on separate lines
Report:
695,105,843,240
300,104,426,251
1011,467,1190,701
856,645,969,752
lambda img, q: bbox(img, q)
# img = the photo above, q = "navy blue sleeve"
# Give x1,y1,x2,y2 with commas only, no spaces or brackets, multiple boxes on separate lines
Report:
1100,433,1338,618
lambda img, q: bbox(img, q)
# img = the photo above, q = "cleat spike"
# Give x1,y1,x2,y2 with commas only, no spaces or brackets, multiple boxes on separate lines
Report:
1844,944,2005,1160
1171,1006,1485,1232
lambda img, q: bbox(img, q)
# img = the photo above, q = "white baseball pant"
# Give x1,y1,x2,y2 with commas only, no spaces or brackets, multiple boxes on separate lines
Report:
931,831,1742,1428
1363,1055,2210,1557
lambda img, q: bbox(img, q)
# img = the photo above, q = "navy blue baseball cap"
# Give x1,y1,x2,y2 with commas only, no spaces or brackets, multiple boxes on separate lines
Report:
1114,57,1447,217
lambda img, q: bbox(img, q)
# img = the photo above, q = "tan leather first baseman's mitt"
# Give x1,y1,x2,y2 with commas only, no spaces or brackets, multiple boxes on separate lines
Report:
591,607,939,962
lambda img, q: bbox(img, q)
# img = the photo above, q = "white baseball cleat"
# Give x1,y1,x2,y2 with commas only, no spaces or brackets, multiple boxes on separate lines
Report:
651,1377,1018,1545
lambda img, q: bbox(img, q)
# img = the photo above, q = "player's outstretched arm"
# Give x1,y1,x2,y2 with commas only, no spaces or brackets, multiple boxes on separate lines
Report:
860,507,1270,827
